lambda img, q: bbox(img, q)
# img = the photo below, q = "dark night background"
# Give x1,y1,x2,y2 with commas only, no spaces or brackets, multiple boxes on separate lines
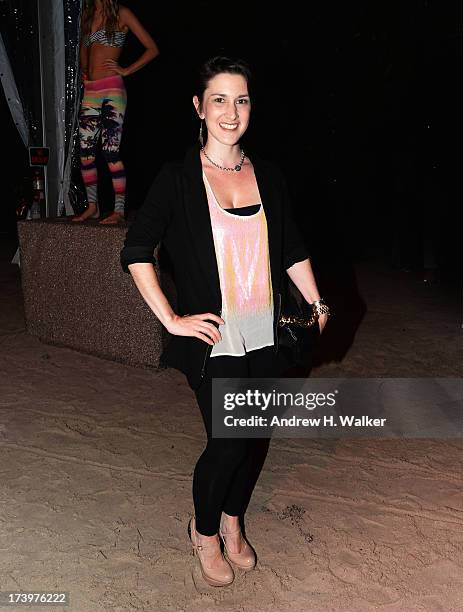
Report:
2,1,462,286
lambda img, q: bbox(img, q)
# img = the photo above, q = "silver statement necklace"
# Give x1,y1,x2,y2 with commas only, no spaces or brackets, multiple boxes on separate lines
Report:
201,146,246,172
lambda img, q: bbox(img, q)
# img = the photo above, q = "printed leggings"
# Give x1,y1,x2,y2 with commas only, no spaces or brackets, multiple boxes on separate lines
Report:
79,75,127,213
192,345,279,536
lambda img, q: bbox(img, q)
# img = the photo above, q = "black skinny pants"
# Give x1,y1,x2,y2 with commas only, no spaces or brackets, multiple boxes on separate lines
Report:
192,345,279,536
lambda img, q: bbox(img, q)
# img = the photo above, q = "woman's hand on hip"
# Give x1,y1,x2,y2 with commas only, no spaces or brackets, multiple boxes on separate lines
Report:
165,313,225,345
102,59,127,76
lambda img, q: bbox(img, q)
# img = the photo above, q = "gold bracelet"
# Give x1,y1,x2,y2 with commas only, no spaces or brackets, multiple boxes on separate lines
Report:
313,303,330,317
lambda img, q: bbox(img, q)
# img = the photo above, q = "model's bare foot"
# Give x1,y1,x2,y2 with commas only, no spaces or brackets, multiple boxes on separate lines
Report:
220,512,243,554
71,202,99,221
99,211,125,224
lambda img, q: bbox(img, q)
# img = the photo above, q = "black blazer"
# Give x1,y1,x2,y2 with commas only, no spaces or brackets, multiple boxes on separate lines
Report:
120,143,309,389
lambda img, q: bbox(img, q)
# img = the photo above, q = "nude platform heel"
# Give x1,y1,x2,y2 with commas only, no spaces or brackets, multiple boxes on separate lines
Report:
187,516,234,587
219,519,256,571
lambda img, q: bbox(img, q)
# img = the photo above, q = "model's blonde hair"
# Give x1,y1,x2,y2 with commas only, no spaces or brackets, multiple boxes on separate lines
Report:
82,0,120,44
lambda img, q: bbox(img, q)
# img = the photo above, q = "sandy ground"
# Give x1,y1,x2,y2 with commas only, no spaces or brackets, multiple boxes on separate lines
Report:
1,242,463,612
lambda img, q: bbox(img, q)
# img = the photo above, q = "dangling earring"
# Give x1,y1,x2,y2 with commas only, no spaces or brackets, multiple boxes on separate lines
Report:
198,119,204,147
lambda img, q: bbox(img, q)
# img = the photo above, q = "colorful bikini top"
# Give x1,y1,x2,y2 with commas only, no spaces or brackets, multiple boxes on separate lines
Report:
83,29,127,48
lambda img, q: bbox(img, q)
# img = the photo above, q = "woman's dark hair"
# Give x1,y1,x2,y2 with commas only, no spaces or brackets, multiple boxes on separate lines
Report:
195,56,253,106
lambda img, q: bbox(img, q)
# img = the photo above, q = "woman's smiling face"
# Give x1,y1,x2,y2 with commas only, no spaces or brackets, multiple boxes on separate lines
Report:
193,72,251,147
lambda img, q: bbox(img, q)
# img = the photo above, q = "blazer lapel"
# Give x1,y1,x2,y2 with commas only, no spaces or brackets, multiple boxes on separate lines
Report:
250,151,282,298
181,144,222,309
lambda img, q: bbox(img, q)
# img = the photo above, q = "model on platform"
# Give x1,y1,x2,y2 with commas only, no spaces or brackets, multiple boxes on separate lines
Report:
73,0,159,224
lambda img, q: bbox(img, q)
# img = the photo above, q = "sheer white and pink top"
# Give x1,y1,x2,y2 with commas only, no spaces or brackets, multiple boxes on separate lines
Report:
203,171,274,357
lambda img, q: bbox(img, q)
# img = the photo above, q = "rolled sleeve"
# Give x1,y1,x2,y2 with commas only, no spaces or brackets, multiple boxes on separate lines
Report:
120,163,174,274
120,245,157,274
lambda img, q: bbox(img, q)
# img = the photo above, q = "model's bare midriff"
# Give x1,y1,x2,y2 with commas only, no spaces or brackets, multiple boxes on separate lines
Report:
84,40,126,81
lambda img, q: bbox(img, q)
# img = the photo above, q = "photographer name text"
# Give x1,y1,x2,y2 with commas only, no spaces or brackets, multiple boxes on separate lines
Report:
224,415,387,428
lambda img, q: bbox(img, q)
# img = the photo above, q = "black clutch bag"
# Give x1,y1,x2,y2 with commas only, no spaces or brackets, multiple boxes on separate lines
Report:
277,281,321,371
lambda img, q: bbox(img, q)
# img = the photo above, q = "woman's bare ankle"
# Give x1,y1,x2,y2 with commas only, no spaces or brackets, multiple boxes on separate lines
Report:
220,511,240,531
196,530,219,542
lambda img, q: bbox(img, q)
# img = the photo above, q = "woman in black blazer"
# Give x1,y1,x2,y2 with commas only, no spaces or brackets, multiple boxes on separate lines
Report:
120,56,328,587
